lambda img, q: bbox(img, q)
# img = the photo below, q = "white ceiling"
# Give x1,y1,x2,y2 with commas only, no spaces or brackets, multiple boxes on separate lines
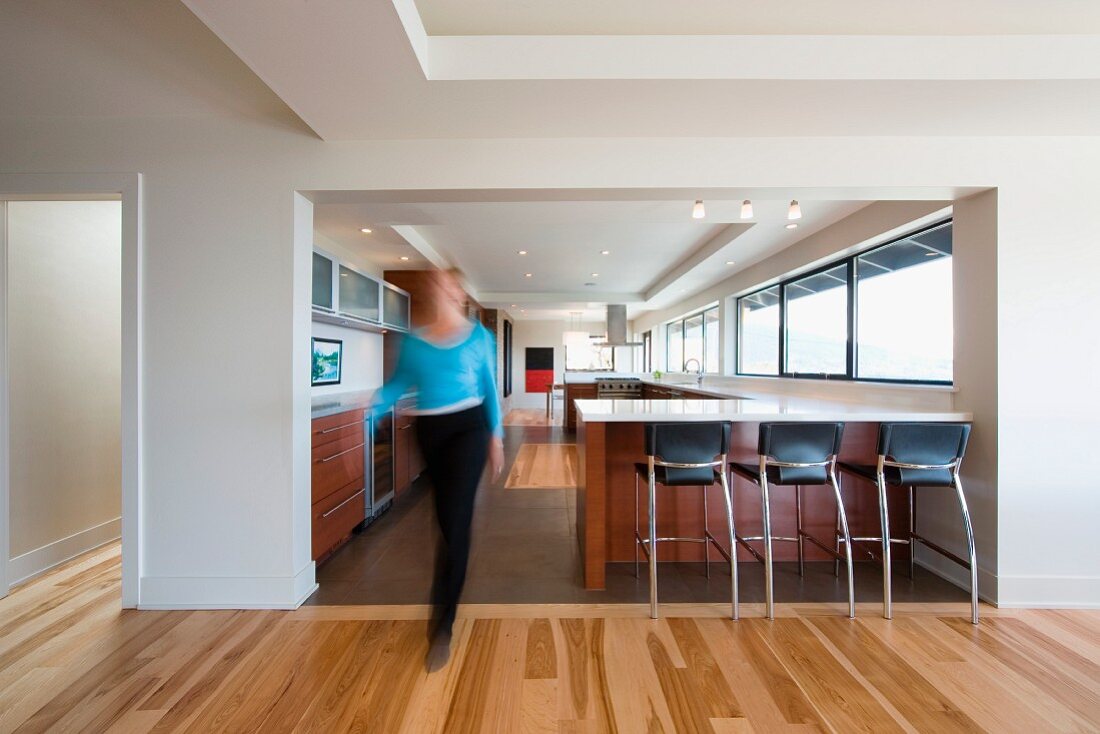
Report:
414,0,1100,36
181,0,1100,140
312,193,874,320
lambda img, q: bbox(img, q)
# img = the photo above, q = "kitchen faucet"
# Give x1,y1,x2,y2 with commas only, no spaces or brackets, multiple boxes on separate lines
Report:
683,358,704,386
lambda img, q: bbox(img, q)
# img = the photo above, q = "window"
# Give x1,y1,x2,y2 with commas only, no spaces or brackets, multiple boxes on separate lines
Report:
565,335,615,370
642,330,652,372
736,220,953,384
666,321,683,372
856,224,953,382
784,263,849,376
737,286,779,375
704,308,720,374
665,305,719,372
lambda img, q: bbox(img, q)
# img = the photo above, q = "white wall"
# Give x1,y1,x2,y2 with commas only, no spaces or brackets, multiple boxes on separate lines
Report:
310,232,384,396
6,201,121,583
510,320,568,410
2,0,1098,607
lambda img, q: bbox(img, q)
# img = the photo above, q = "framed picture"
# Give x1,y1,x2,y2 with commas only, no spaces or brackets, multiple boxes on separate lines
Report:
311,337,343,386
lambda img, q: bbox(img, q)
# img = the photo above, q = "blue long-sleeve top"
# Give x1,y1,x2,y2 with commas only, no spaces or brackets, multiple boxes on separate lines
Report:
372,320,503,438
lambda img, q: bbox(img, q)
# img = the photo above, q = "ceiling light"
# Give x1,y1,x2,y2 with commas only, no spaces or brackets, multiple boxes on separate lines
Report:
524,273,533,278
725,260,736,266
510,304,517,308
786,223,799,230
600,250,610,255
517,250,528,255
692,200,706,219
360,227,372,234
740,200,753,219
787,200,802,220
590,273,599,277
925,252,938,257
340,272,348,277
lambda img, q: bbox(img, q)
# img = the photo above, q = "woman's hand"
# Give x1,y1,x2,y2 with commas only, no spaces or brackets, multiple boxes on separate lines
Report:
489,437,505,480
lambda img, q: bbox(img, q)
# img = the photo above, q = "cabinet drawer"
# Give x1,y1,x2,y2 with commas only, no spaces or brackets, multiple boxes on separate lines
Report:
312,410,365,449
312,480,365,561
312,433,365,504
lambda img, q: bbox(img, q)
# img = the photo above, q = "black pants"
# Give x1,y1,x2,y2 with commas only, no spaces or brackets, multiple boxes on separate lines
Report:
415,405,490,635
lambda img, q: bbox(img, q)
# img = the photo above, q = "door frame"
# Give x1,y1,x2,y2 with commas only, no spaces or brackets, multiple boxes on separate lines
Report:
0,173,142,607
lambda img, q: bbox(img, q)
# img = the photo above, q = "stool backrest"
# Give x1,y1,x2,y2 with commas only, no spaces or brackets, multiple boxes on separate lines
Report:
645,422,732,484
877,423,971,468
757,422,844,485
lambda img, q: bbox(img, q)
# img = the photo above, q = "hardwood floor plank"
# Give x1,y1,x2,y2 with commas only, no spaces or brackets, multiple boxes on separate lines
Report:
809,616,983,733
602,618,676,734
444,618,502,734
752,618,907,734
722,619,824,728
667,618,742,719
647,625,716,734
525,618,557,679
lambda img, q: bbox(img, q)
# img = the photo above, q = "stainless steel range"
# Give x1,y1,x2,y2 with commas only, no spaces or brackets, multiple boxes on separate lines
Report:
595,377,643,399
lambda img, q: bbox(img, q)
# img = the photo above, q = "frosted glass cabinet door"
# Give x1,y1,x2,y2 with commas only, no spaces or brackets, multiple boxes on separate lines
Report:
312,252,335,311
382,285,410,330
338,265,381,322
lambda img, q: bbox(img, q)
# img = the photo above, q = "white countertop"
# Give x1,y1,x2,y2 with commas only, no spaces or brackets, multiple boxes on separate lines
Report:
575,394,971,423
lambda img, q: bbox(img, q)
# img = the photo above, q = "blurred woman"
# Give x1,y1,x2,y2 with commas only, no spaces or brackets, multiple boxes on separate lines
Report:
372,268,503,670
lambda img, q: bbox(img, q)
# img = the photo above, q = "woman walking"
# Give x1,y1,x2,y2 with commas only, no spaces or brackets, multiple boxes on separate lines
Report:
372,268,503,670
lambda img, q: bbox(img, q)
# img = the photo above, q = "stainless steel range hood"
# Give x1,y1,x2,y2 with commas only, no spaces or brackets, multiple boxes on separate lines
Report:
595,304,644,347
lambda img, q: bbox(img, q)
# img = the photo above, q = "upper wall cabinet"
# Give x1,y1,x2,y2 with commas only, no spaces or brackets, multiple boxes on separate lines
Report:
339,265,381,323
312,251,336,312
381,282,411,330
312,247,408,332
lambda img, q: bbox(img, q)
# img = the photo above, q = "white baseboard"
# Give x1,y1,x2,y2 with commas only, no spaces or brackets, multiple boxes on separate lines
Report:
916,553,1100,608
914,551,998,604
138,561,317,610
8,516,121,587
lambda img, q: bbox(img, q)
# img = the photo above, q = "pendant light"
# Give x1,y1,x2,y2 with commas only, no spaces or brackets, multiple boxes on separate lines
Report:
692,200,706,219
563,311,588,349
787,200,802,220
740,200,753,219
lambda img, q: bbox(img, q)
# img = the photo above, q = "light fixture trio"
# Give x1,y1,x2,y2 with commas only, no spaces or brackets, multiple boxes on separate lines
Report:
687,198,802,223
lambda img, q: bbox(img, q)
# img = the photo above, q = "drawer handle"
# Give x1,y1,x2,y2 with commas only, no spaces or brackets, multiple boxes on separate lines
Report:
319,442,365,462
319,420,362,434
321,488,365,518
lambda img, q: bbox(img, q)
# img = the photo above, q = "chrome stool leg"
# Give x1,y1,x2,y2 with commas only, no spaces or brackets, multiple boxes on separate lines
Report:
829,465,856,619
953,475,980,625
876,469,893,620
634,472,640,579
648,467,659,619
759,463,776,620
719,466,738,620
833,483,842,578
795,484,805,578
908,486,916,579
703,485,711,579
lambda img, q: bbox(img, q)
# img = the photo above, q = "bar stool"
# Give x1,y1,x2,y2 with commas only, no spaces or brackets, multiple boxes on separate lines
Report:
634,421,737,620
728,423,854,620
838,422,977,624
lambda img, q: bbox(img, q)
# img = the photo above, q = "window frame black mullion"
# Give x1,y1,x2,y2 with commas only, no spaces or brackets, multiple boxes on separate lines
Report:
846,256,857,379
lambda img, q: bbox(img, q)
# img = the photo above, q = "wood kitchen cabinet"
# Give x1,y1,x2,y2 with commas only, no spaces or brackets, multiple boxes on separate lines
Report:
311,409,366,562
393,397,426,497
564,383,598,431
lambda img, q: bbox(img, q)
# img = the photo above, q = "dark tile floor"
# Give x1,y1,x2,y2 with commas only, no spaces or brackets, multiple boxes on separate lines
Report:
306,425,969,606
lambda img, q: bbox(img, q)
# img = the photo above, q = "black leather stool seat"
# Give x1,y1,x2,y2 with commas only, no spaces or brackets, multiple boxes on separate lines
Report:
838,462,955,487
729,461,829,486
634,462,719,487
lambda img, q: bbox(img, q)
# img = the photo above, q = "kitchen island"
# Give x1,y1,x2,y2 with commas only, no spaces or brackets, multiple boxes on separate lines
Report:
574,393,972,589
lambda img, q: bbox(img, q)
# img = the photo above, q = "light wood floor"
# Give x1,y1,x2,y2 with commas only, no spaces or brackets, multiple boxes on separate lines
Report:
2,544,1099,733
505,443,578,489
503,408,561,427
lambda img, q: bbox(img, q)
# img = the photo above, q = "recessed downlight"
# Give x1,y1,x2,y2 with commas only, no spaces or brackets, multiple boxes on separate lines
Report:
360,227,372,234
725,260,736,266
399,256,409,261
590,273,599,278
517,250,528,255
786,223,799,230
524,272,533,278
600,250,610,255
